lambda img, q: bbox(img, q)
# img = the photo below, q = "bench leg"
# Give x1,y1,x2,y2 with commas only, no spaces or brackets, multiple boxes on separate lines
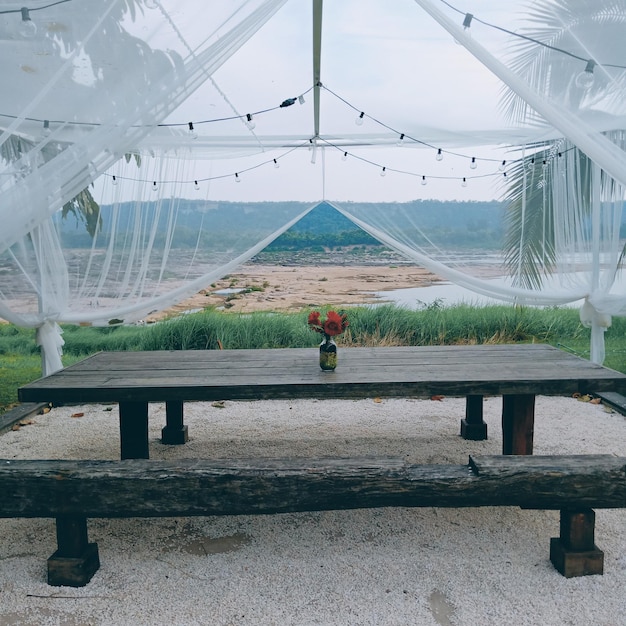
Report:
119,401,149,459
48,516,100,587
161,401,188,445
550,509,604,577
501,394,535,455
460,395,488,440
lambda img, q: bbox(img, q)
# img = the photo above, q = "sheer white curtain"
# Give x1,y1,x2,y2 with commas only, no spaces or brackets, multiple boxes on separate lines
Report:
0,0,289,372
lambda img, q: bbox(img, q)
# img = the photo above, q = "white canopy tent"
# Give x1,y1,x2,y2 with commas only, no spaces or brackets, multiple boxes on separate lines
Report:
1,0,625,373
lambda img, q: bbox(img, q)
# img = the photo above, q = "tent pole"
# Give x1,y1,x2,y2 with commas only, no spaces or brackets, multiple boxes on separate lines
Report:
312,0,323,138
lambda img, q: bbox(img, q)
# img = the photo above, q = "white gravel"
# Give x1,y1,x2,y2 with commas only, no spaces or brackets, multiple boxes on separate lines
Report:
0,395,624,626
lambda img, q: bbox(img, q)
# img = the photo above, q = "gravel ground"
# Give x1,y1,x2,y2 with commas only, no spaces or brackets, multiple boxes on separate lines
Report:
0,395,624,626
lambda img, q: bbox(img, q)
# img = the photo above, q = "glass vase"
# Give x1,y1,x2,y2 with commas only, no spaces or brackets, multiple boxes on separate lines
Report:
319,335,337,371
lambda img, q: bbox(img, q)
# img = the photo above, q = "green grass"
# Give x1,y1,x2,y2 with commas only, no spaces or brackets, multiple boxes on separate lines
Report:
2,303,625,413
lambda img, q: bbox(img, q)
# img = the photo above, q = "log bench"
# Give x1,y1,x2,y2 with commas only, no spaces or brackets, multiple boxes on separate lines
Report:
1,454,624,586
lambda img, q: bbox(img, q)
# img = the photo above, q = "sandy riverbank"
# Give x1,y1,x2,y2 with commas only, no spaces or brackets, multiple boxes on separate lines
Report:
147,264,443,321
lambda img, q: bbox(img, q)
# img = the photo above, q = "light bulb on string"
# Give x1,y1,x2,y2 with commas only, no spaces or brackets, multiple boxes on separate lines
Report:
245,113,255,130
355,112,365,126
273,158,280,169
18,7,37,38
421,176,427,186
188,122,197,140
152,181,158,192
499,160,506,171
380,167,387,177
461,177,467,187
527,157,535,170
397,133,405,146
194,180,200,190
575,59,596,90
341,151,348,161
111,175,118,186
436,148,443,161
470,157,477,170
235,173,241,183
454,12,472,44
298,95,305,105
41,120,51,138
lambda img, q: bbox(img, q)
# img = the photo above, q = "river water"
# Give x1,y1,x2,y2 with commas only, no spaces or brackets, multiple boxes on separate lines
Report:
375,271,626,310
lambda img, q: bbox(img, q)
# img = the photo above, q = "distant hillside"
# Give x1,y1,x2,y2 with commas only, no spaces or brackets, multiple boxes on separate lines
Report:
266,200,505,251
54,198,506,250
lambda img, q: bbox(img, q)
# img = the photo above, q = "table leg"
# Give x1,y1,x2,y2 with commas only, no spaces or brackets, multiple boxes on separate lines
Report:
501,394,535,455
460,394,488,440
161,401,189,445
119,401,149,459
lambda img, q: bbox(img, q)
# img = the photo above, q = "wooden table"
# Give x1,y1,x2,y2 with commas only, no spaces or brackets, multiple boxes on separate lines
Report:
18,344,626,459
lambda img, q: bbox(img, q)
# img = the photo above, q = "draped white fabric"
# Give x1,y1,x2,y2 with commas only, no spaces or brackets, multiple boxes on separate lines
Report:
1,0,626,371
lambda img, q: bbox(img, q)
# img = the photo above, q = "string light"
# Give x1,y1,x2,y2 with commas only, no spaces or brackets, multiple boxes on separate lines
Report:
298,95,305,105
194,180,200,190
111,175,117,186
106,131,530,194
397,133,405,146
470,157,477,169
462,177,467,187
440,0,626,73
245,113,255,130
18,7,37,37
575,59,596,89
341,152,348,161
273,158,280,169
499,160,506,171
355,112,365,126
320,84,518,166
187,122,197,139
41,119,51,138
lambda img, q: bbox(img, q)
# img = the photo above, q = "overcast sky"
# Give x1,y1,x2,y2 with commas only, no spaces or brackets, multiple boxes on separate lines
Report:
130,0,536,204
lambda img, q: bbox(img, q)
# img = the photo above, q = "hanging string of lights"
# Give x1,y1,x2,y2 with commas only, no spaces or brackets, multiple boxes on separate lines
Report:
438,0,626,78
105,79,576,189
107,141,311,188
2,2,587,190
317,137,505,187
320,83,507,167
0,87,314,135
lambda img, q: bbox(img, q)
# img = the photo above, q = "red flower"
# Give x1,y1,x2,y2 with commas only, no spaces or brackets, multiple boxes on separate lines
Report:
323,311,346,336
308,311,321,326
308,309,348,337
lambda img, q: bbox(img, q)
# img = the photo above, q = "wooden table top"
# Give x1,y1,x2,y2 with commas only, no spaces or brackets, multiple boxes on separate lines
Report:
18,344,626,405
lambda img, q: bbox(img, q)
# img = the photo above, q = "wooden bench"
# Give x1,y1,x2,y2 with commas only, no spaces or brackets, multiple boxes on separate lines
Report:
1,454,624,586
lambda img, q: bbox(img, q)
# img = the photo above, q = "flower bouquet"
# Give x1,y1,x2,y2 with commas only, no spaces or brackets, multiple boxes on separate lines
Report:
307,310,349,371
